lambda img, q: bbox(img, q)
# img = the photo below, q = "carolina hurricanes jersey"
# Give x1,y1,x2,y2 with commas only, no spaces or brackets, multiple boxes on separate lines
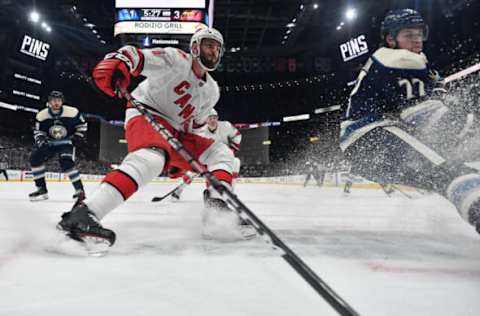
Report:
198,121,242,151
110,46,220,132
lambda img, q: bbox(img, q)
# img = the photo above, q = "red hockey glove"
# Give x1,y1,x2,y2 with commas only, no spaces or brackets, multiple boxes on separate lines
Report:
167,166,185,179
92,59,130,97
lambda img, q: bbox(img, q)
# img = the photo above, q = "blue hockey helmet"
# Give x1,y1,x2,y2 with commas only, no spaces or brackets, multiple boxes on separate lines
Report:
381,9,428,42
48,90,65,102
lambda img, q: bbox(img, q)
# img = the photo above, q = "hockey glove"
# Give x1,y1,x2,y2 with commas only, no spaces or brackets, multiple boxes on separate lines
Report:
71,134,84,147
35,135,49,149
92,59,130,97
167,166,185,179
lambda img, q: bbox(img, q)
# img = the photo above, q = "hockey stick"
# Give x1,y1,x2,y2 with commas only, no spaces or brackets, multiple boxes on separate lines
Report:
390,184,414,199
151,181,187,202
118,86,360,316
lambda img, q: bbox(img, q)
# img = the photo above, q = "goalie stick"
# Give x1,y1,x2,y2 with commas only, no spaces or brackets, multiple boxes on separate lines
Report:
118,86,360,316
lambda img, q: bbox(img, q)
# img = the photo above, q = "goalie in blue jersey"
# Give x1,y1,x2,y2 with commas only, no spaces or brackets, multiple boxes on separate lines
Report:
340,9,480,234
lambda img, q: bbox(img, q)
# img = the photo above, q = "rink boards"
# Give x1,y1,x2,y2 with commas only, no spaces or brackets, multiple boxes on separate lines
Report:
0,168,395,189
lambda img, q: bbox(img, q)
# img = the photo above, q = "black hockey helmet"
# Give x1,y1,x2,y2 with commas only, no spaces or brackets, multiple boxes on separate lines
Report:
48,90,65,102
381,9,428,42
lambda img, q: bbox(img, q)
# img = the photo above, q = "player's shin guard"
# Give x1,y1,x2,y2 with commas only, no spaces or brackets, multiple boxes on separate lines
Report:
446,174,480,229
85,148,166,220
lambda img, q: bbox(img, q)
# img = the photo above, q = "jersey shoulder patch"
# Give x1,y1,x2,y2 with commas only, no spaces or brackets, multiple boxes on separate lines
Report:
145,47,181,68
162,47,191,69
62,105,80,118
372,47,428,70
36,108,50,121
221,121,233,130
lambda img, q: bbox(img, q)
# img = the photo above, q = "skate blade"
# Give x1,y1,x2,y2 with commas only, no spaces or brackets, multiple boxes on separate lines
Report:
202,230,257,241
239,226,257,240
202,224,257,241
47,229,92,257
55,226,113,256
81,235,111,257
29,194,49,202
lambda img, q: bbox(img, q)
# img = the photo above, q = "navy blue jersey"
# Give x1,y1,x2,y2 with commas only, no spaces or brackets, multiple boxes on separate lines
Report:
345,47,436,121
33,105,87,144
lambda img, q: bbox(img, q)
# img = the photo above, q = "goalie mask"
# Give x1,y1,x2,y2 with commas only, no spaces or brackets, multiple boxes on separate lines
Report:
190,27,225,71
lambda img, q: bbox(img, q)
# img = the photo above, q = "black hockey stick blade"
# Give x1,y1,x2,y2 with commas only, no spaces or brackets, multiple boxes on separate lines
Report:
151,191,174,202
151,182,186,202
151,195,168,202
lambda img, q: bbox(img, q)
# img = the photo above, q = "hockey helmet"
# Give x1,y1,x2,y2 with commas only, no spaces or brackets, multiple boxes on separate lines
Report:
209,108,218,117
190,27,225,71
48,90,65,102
381,9,428,42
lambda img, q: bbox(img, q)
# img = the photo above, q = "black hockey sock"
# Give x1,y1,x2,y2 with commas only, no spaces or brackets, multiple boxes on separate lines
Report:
72,180,84,192
34,177,47,189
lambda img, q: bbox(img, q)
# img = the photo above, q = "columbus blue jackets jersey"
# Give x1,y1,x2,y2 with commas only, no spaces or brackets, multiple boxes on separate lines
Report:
345,47,436,121
33,105,87,144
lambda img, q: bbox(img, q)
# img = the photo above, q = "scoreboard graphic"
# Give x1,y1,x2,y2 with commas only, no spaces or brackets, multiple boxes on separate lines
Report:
114,0,213,49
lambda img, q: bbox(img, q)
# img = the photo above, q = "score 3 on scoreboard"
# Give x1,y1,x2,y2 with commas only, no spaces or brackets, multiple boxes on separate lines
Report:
114,0,213,48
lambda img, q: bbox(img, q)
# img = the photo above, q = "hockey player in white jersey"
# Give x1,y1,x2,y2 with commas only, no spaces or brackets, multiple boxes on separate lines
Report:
57,27,252,247
200,108,242,179
170,108,242,200
200,108,242,158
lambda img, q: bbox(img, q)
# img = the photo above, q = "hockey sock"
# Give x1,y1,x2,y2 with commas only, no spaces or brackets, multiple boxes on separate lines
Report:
32,165,46,188
206,170,233,201
66,168,83,191
85,148,166,220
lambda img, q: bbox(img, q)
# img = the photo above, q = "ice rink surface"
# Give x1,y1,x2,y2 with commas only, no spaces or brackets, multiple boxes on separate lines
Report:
1,181,479,316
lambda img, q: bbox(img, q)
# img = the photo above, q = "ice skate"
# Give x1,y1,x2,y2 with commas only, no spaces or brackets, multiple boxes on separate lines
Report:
72,189,86,201
238,218,257,240
29,187,48,202
203,189,257,240
57,203,116,255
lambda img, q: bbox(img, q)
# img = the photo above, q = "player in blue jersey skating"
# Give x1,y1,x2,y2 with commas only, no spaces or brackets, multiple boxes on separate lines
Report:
340,9,480,234
29,91,87,202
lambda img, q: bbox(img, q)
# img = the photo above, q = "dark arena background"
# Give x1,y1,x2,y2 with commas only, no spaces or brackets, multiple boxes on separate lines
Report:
0,0,478,176
0,1,480,315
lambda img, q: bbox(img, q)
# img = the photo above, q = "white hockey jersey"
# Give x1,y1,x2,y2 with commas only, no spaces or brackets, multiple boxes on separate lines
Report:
198,121,242,152
111,46,220,132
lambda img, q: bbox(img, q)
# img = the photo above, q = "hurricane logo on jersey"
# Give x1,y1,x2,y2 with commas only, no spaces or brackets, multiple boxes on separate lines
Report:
49,125,68,139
